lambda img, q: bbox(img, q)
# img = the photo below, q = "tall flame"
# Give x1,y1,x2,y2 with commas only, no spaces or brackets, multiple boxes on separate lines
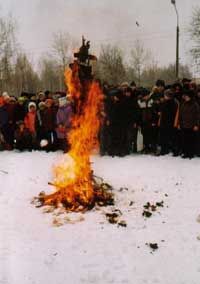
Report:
44,63,103,210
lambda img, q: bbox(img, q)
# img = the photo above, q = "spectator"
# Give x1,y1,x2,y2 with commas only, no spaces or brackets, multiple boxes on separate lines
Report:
56,97,73,152
14,97,26,123
159,89,179,155
0,97,9,150
179,89,200,159
24,102,38,149
14,121,32,151
41,99,57,151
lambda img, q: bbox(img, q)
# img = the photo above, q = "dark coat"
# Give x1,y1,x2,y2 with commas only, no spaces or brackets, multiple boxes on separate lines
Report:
14,104,26,123
138,97,158,127
14,128,33,150
0,106,9,128
179,100,200,129
160,99,178,128
120,95,140,125
108,97,123,126
41,107,56,132
5,103,16,123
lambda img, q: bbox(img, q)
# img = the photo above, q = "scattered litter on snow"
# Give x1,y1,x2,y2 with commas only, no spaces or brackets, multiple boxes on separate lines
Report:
1,151,200,284
146,243,159,251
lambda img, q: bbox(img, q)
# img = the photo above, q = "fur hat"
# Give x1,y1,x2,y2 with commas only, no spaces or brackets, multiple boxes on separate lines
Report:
2,91,9,98
38,102,46,109
120,82,129,88
28,102,37,111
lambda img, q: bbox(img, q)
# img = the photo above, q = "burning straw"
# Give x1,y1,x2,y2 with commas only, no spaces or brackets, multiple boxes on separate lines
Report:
34,57,114,212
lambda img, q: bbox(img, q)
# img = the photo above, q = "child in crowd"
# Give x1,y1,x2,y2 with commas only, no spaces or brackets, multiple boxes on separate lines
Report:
24,102,38,149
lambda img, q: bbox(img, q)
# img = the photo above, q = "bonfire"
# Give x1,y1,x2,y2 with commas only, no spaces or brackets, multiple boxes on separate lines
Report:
35,38,114,212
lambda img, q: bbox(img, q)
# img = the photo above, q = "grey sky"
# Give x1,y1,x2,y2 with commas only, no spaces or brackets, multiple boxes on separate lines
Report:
0,0,199,73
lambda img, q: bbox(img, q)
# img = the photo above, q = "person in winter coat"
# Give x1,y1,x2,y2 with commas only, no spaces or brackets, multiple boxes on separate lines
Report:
56,97,73,152
159,89,179,155
14,97,26,123
14,121,33,151
99,93,112,156
120,87,140,155
195,88,200,156
0,97,9,150
40,99,57,151
179,89,200,158
24,102,38,149
36,102,46,142
4,96,17,149
106,91,125,157
138,87,159,154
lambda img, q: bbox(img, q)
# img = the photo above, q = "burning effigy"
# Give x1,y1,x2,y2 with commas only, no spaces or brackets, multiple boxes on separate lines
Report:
33,37,114,212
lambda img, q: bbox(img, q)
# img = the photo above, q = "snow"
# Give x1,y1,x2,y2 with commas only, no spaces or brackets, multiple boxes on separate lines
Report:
0,151,200,284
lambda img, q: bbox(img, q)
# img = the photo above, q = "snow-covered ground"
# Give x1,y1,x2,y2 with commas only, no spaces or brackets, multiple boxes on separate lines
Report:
0,151,200,284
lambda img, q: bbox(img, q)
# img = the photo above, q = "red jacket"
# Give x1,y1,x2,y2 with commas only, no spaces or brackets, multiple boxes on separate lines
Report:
24,111,37,134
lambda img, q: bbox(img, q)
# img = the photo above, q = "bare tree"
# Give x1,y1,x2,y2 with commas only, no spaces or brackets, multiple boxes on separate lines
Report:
39,56,61,91
141,63,192,87
0,15,18,92
130,39,152,86
95,44,126,85
51,31,78,89
13,53,41,95
189,6,200,60
141,60,159,87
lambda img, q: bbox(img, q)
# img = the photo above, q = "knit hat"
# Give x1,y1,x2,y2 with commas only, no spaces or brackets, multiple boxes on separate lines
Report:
18,96,25,103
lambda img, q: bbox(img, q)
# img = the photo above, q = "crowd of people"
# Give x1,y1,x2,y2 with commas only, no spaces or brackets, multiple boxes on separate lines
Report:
0,78,200,159
101,78,200,159
0,91,72,152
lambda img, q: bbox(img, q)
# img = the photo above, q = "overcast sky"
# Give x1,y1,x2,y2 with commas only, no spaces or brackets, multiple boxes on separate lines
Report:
0,0,199,74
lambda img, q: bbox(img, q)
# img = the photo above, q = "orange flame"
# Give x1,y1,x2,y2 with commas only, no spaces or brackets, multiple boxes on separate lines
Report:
44,63,103,209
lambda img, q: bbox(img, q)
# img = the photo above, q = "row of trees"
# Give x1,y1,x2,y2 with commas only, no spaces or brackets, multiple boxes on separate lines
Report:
94,42,191,87
0,6,200,96
190,6,200,75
